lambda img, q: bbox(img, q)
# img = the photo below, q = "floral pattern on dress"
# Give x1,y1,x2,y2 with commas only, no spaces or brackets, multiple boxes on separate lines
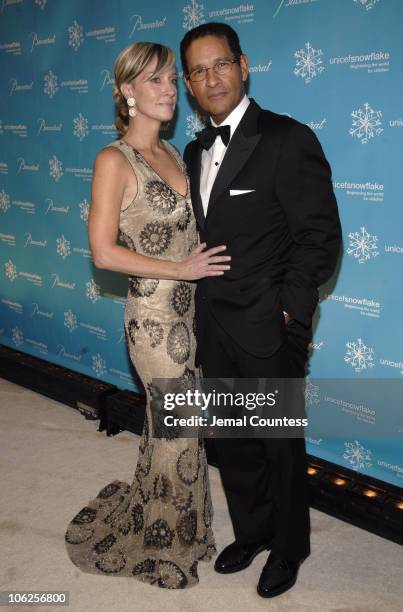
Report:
127,318,140,345
72,507,97,525
145,180,177,215
153,474,173,502
167,322,190,364
128,277,159,298
171,282,192,317
95,550,127,574
177,448,199,485
144,518,174,549
158,561,188,589
139,221,172,256
119,230,136,251
131,504,144,534
177,201,192,232
143,319,164,348
176,510,197,546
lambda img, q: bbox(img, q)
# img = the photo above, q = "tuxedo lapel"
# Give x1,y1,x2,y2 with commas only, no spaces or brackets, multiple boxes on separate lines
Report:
207,99,262,215
187,143,205,231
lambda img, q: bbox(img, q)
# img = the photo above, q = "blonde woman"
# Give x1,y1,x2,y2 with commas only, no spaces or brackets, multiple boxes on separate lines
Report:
64,42,230,589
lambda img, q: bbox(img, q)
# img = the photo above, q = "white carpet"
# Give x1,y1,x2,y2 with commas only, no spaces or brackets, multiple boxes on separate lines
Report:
0,376,402,612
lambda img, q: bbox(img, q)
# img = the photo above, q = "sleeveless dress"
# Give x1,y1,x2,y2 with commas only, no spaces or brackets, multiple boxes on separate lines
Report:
64,138,216,589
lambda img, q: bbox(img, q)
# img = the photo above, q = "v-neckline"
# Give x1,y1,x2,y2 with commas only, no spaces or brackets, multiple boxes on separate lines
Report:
121,139,189,199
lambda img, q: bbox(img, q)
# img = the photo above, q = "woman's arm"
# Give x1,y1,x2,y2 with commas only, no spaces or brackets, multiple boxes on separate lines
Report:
88,147,230,281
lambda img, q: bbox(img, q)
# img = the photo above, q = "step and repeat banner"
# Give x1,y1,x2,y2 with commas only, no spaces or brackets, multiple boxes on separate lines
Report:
0,0,402,488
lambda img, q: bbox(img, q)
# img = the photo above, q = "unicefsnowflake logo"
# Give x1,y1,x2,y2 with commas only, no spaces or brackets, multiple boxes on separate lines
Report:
12,326,23,347
343,440,372,470
68,20,84,52
64,308,78,332
349,102,383,144
79,198,90,222
73,113,89,141
0,189,10,212
86,279,100,303
185,112,205,139
92,352,107,377
182,0,205,30
344,338,375,373
304,377,320,407
353,0,380,10
346,226,379,264
49,155,63,182
5,259,17,281
43,70,58,98
56,234,71,259
294,42,325,84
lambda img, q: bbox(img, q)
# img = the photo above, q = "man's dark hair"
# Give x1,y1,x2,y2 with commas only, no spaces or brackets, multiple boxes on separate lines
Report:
180,22,243,76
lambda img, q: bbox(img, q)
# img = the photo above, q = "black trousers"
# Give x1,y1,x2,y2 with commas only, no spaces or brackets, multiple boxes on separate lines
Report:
197,299,311,561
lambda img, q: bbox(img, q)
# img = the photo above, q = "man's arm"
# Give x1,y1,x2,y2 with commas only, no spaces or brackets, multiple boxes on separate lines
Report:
275,122,342,328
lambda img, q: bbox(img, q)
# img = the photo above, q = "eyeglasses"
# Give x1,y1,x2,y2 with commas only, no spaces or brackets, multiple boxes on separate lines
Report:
187,58,240,82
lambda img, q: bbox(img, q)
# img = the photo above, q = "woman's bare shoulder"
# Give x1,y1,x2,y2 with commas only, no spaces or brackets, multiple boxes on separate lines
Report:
94,143,128,169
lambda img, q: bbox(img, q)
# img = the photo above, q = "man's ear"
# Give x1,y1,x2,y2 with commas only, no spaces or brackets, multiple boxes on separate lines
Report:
240,53,249,83
183,76,195,98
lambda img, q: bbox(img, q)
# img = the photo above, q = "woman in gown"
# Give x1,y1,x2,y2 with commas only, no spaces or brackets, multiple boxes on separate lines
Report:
64,42,231,589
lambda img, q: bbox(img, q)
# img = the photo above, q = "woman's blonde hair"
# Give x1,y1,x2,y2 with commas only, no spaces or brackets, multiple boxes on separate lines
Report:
113,42,175,136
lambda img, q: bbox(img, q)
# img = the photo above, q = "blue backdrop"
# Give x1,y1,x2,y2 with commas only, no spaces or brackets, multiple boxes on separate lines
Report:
0,0,402,488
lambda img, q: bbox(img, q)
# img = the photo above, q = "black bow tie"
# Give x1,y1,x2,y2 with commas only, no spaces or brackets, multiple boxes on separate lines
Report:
195,124,231,150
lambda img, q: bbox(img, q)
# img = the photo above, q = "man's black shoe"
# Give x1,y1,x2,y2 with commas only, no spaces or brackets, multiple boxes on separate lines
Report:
214,540,273,574
257,554,303,598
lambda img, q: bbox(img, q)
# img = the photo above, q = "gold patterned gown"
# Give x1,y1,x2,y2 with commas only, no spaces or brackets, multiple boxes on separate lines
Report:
64,138,216,589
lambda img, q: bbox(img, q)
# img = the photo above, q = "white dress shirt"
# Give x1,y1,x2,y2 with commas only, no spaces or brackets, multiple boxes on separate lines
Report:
200,95,250,216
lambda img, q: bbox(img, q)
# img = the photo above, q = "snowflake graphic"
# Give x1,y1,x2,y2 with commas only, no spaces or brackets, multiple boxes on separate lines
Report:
344,338,375,373
86,279,100,303
12,326,23,347
0,189,10,213
79,198,90,222
92,352,107,377
64,308,78,332
43,70,58,98
343,440,372,470
305,377,320,407
185,112,205,139
49,155,63,182
294,42,324,83
56,234,71,259
182,0,205,30
349,102,383,144
353,0,380,10
68,20,84,52
5,259,17,281
346,226,379,264
35,0,47,9
73,113,89,141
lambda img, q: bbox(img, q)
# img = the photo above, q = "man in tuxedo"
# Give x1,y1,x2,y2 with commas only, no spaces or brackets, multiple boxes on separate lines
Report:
180,23,341,598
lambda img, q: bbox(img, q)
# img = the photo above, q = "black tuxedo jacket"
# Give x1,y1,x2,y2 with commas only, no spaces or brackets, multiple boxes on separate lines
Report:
183,99,342,358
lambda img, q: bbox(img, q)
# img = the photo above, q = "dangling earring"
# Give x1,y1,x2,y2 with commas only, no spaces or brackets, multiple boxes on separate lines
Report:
127,97,137,118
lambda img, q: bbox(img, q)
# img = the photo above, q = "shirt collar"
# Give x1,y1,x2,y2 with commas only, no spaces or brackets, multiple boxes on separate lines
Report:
210,94,250,141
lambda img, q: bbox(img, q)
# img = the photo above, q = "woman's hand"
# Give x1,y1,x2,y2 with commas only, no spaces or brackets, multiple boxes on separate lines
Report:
177,243,231,280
